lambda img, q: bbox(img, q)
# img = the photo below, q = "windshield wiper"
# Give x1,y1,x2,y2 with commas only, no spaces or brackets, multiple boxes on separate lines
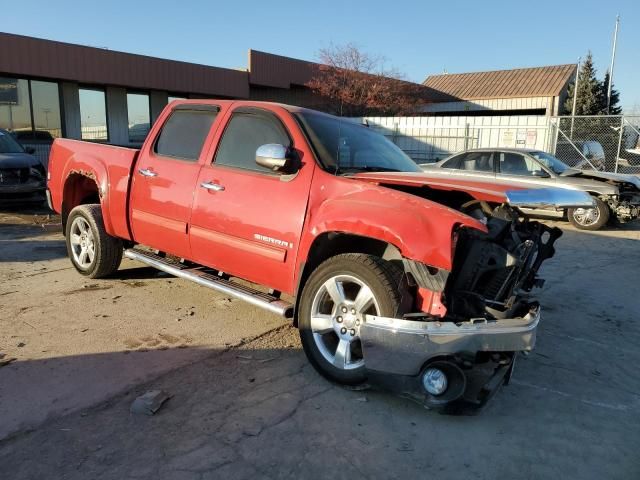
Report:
559,168,582,177
337,166,402,174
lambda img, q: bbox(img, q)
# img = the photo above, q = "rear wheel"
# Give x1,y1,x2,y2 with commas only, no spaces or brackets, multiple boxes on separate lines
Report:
66,204,123,278
298,254,403,385
568,196,610,231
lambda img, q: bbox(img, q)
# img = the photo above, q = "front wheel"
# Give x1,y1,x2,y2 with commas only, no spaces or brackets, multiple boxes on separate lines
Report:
65,204,123,278
298,254,403,385
568,196,610,230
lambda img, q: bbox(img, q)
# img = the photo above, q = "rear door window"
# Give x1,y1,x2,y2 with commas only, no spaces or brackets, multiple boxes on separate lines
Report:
442,152,493,172
441,154,466,169
154,109,218,161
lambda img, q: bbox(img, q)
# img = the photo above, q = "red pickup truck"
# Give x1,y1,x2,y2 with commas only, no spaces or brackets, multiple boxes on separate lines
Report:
47,100,591,409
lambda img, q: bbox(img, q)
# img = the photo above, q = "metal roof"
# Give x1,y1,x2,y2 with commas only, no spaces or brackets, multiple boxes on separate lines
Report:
423,64,576,100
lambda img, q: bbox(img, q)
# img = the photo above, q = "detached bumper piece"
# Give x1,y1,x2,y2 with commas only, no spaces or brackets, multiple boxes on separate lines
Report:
360,304,539,411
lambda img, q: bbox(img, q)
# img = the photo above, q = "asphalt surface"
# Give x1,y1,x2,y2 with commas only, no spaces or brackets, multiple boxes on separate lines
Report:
1,206,639,479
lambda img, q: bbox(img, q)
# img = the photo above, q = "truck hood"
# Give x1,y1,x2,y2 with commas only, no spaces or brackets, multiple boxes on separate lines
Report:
0,152,41,169
351,171,594,209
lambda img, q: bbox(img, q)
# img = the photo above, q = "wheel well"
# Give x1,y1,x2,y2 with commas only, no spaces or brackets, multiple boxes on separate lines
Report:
61,173,100,232
292,232,402,325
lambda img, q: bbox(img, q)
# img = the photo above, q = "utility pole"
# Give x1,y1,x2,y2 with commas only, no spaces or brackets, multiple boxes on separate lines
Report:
570,57,581,139
607,15,620,114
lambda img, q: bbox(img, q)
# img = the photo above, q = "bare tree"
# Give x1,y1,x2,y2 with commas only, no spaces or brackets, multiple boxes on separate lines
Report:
306,43,427,116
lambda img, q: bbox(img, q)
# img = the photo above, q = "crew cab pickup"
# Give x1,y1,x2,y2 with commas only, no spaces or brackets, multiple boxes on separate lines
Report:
47,100,592,409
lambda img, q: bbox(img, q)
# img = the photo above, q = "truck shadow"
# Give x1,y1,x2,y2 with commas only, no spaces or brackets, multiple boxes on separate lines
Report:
112,265,174,281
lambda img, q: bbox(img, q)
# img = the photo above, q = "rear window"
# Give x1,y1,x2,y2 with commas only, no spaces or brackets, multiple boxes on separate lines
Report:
442,152,493,171
154,109,218,161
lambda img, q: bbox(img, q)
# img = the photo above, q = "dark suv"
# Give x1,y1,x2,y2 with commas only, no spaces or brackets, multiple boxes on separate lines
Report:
0,129,46,203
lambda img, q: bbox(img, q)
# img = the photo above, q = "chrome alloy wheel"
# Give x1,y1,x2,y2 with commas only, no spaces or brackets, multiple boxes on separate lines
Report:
69,217,96,269
309,274,380,370
572,206,600,227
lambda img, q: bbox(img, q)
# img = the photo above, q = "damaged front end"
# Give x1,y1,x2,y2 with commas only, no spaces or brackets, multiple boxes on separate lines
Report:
361,198,570,411
603,193,640,224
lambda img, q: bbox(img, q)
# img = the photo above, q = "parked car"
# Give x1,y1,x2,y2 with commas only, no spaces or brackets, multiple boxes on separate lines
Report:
422,148,640,230
46,101,592,410
555,140,606,171
0,128,46,203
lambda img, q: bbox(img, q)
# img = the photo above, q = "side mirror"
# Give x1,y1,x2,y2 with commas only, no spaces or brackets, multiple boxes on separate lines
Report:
532,170,550,178
256,144,290,172
25,147,36,155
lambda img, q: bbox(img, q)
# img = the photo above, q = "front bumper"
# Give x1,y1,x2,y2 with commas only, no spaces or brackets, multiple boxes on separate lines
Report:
360,304,540,409
0,181,46,202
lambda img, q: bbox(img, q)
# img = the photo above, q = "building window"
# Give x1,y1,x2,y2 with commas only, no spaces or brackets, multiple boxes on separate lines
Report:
127,92,150,144
0,77,63,144
0,77,33,135
30,80,62,140
79,88,108,141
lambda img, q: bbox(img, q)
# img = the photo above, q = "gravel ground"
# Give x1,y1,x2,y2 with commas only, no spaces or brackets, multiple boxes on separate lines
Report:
1,206,639,479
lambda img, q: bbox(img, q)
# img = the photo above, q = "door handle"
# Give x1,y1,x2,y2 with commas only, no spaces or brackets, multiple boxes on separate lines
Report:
138,168,158,177
200,181,225,192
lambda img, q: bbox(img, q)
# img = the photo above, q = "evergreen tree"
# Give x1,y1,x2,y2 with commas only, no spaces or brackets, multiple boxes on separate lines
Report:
563,52,602,115
598,71,622,114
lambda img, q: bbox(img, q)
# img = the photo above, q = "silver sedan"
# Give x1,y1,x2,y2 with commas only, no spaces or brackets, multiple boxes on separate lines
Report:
422,148,640,230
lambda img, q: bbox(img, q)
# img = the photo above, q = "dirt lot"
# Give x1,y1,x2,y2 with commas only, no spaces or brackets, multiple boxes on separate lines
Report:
1,206,639,479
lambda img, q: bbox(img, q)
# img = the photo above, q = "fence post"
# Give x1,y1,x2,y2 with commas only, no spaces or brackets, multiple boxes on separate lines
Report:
615,116,624,173
464,123,469,151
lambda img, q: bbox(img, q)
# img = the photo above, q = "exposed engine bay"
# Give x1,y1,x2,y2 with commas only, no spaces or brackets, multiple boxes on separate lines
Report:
445,202,561,321
378,182,563,321
601,193,640,223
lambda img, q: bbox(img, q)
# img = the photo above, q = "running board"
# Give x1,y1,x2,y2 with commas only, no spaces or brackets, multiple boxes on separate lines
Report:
124,249,293,318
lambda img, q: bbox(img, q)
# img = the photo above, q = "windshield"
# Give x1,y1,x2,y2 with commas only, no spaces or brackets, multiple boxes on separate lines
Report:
0,131,25,154
294,112,422,173
530,151,570,175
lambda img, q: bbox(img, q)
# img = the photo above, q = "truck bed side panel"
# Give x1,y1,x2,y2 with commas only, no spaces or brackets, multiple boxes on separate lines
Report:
48,139,138,240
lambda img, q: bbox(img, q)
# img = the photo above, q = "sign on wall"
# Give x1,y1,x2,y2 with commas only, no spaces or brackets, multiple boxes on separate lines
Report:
0,78,19,105
501,129,515,147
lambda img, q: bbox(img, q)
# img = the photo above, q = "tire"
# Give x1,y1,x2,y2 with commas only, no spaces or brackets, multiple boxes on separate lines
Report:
298,253,403,385
65,204,123,278
568,196,610,231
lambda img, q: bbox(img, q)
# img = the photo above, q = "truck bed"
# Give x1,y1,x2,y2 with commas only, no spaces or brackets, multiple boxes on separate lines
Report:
47,139,139,240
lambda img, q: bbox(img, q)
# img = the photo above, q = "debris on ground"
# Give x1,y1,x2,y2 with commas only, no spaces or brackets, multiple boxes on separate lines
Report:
130,390,171,416
41,223,63,232
257,357,277,363
397,441,414,452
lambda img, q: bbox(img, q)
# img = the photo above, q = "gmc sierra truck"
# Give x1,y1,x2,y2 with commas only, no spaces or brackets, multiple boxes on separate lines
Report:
47,100,592,409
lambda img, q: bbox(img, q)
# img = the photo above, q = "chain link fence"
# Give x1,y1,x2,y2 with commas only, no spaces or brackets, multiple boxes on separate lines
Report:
550,116,640,174
360,115,640,174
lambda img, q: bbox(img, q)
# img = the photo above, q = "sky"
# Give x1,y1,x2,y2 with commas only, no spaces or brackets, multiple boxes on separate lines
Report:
4,0,640,110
